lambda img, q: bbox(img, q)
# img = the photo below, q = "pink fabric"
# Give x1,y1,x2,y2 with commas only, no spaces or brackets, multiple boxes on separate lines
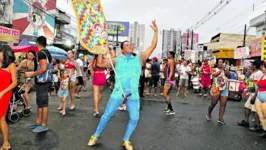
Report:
92,73,106,86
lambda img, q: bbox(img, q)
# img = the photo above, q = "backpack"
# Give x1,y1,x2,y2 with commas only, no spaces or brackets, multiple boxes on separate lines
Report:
36,51,52,83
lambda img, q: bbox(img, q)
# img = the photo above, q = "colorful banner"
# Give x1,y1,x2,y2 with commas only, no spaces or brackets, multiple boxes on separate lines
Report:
261,36,266,60
13,0,56,41
251,37,262,57
0,26,20,44
234,47,249,59
212,48,234,59
107,21,130,36
71,0,108,54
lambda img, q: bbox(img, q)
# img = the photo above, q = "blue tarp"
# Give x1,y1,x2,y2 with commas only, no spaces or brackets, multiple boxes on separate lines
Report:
18,39,31,46
46,46,67,60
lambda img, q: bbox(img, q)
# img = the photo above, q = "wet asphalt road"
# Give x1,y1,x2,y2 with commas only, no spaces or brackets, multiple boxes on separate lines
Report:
2,83,266,150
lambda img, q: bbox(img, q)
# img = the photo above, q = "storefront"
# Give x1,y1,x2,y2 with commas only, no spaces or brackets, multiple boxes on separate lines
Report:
0,26,20,46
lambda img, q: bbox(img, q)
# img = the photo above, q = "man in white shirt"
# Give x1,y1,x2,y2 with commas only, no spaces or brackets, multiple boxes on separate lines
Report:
177,60,191,97
238,61,263,131
75,53,84,97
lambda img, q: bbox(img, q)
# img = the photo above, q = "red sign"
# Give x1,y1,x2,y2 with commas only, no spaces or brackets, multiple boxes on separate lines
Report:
251,38,262,57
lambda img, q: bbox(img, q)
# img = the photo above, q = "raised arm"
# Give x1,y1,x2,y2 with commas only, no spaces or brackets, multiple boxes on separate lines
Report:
140,20,158,65
97,54,115,69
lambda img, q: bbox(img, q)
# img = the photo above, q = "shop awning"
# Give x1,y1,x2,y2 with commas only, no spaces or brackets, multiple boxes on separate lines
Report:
46,46,67,60
11,46,38,53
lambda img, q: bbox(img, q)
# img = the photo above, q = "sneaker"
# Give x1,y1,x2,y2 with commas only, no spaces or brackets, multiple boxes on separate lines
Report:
218,119,226,125
204,94,207,97
237,120,249,127
249,125,262,132
32,126,49,133
164,110,175,116
206,115,211,121
163,108,169,112
27,123,41,129
176,92,180,97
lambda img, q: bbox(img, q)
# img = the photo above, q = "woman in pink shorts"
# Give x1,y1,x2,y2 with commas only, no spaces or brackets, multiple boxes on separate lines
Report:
90,55,107,117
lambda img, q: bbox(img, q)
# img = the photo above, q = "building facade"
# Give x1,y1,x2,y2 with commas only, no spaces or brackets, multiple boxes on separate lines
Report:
161,29,181,58
250,12,266,38
128,22,145,54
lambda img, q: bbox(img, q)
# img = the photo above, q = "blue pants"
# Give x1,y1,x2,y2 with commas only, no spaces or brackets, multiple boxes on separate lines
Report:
94,97,140,141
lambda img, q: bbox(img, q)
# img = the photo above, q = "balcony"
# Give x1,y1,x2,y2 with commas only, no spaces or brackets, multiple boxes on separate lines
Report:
55,9,71,25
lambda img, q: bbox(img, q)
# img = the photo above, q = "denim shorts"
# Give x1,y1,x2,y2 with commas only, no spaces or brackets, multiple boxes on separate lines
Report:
257,91,266,103
210,89,229,97
58,89,69,97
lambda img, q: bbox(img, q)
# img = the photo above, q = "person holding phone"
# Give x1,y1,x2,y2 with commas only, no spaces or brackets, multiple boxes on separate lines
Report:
176,60,191,97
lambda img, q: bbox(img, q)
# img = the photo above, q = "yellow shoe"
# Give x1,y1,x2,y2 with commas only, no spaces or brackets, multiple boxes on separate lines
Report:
88,135,99,146
121,141,133,150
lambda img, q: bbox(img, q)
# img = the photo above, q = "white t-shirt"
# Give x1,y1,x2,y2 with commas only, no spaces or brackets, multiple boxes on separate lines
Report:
53,74,59,82
76,58,84,77
250,70,263,91
179,65,191,79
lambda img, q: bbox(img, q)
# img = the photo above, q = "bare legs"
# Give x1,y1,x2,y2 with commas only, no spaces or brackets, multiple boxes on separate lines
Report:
69,81,76,109
93,85,104,114
208,95,228,120
23,85,33,108
0,115,10,149
59,97,67,115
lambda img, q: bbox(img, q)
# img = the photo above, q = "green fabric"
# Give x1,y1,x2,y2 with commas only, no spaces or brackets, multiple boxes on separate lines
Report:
110,55,142,100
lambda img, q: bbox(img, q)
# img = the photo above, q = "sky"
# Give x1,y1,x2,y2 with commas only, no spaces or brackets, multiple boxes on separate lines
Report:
59,0,266,57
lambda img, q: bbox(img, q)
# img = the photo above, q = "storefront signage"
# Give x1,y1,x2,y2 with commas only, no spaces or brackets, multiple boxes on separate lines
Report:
234,47,249,59
261,36,266,60
251,37,262,57
0,26,20,44
212,48,234,59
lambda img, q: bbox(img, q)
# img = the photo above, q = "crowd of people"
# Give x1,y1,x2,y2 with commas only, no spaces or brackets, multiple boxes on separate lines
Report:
1,20,266,150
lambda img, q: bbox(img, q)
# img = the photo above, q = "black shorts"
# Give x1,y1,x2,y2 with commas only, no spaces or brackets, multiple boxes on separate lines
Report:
149,76,160,87
77,76,84,85
36,83,50,108
145,78,150,83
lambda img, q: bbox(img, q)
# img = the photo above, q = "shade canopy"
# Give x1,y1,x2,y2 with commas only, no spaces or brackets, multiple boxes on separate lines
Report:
46,46,67,60
11,46,38,53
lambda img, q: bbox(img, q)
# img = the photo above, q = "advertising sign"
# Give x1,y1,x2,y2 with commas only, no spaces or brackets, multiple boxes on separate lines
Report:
107,21,129,36
261,36,266,60
0,26,20,44
206,49,212,59
234,47,249,59
184,50,198,63
251,37,262,57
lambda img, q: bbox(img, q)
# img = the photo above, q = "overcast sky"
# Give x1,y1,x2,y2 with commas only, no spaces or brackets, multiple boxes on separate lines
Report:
100,0,266,57
61,0,266,57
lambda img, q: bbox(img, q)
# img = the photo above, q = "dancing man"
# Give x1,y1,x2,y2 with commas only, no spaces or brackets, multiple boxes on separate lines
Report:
88,20,158,150
162,51,176,115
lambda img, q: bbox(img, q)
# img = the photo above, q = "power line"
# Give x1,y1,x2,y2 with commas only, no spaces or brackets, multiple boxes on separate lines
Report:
191,0,232,30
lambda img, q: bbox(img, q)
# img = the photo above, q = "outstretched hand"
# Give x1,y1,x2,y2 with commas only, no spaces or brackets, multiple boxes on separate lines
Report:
150,20,158,32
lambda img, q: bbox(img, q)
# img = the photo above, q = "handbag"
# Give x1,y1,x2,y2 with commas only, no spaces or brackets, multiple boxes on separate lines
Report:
36,51,52,83
211,87,220,96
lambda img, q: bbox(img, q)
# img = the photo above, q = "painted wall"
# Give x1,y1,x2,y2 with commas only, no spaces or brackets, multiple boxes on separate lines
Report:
13,0,56,41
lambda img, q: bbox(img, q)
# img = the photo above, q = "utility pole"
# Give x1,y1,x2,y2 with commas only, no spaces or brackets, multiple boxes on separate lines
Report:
187,29,189,50
116,25,120,46
191,30,194,50
243,24,247,47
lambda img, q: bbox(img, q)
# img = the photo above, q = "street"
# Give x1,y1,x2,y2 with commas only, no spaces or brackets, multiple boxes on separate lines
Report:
4,83,266,150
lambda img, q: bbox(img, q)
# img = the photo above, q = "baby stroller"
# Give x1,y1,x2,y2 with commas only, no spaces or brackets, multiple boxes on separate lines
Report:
7,78,32,123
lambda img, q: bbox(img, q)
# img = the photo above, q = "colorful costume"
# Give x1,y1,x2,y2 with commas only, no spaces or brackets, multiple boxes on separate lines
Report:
95,54,141,137
89,54,141,148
